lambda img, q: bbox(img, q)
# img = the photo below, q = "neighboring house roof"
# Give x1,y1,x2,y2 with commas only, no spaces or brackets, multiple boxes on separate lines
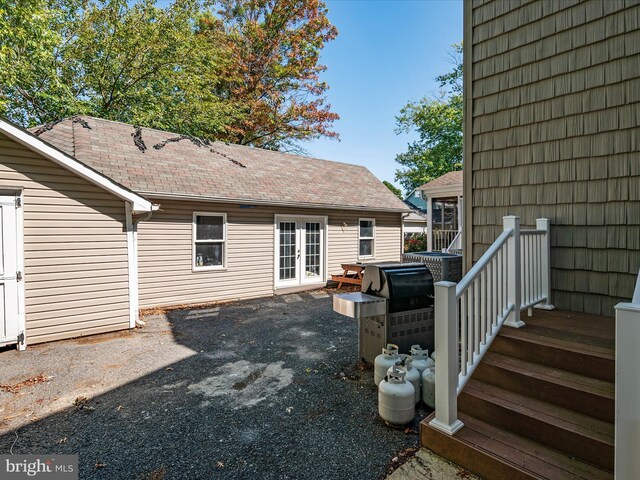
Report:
33,116,409,213
418,170,463,198
418,170,463,190
0,117,153,213
403,201,428,222
404,188,428,210
404,211,428,222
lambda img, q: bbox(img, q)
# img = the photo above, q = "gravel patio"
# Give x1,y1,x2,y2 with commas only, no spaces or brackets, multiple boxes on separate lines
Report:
0,290,429,479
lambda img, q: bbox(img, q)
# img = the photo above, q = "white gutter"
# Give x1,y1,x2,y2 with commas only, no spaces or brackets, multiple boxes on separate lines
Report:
140,191,411,214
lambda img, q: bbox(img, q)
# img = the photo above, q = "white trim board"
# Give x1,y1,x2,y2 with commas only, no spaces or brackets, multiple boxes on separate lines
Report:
16,190,26,350
420,184,463,199
0,118,154,214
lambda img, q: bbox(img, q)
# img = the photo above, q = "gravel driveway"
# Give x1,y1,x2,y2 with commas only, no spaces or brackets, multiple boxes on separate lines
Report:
0,291,426,479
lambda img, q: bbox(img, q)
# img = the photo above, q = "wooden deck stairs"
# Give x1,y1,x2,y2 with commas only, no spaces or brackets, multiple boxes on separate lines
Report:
421,309,615,480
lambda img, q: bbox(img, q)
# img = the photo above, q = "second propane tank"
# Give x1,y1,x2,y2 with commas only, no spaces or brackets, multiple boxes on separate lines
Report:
378,366,416,426
390,356,421,404
422,366,436,408
410,344,435,375
374,343,400,386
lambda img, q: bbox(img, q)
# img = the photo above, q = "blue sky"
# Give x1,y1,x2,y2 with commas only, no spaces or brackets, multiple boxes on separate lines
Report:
306,0,463,193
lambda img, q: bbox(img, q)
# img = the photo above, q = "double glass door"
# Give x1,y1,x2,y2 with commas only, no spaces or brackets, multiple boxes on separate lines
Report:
276,217,325,287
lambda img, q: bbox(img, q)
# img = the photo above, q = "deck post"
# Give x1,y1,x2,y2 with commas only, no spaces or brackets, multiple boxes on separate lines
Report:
427,196,433,252
534,218,555,310
503,216,524,328
615,271,640,479
429,281,464,435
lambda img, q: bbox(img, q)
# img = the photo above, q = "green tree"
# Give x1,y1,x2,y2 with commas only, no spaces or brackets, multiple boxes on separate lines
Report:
0,0,339,149
383,180,403,199
65,0,240,136
393,44,463,192
214,0,339,150
0,0,85,125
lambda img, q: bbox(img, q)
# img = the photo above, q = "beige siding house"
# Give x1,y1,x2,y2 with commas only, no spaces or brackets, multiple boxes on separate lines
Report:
0,115,408,347
464,0,640,316
137,200,402,308
0,119,154,348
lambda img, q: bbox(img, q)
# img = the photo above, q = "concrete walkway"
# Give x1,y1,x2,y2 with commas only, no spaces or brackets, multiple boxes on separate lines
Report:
386,448,482,480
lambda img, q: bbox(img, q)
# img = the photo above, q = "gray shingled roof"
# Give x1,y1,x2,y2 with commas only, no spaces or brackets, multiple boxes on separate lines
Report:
33,116,408,212
418,170,463,190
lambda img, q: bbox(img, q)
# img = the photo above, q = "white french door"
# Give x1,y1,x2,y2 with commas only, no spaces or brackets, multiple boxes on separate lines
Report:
275,216,326,288
0,193,22,348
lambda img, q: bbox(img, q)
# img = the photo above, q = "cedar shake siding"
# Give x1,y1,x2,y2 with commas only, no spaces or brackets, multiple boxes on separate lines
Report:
137,200,402,308
464,0,640,316
0,132,130,343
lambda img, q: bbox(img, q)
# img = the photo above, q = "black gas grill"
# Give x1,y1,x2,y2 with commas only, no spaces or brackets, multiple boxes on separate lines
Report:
361,263,434,313
333,263,436,362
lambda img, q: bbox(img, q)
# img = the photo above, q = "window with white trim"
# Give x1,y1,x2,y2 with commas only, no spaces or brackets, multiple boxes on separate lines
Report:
358,218,375,258
193,213,226,269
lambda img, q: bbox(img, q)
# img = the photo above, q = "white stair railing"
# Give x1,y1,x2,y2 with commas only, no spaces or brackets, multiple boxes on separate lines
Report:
520,218,554,311
429,216,552,435
443,230,462,253
432,230,458,252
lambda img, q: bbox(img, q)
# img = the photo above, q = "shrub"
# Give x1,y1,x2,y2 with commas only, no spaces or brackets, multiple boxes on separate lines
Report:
404,233,429,253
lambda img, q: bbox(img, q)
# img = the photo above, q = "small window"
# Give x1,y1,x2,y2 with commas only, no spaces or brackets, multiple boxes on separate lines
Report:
358,218,375,258
193,213,226,270
415,190,422,198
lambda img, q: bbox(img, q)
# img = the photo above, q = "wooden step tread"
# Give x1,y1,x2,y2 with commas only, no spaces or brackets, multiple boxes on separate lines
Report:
459,414,613,480
526,311,615,341
516,323,614,350
462,379,614,444
482,351,614,397
498,327,614,359
477,351,615,423
421,413,613,480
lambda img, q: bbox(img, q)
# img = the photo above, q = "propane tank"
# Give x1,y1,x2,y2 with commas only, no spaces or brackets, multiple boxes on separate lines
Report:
410,345,435,375
422,366,436,408
378,366,415,426
374,344,400,386
390,357,420,404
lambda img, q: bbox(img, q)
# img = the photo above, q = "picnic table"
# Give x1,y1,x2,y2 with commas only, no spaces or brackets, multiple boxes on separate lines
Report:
331,263,366,289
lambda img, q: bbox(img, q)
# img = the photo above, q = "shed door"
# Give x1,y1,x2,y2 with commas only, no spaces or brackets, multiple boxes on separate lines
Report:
0,195,19,346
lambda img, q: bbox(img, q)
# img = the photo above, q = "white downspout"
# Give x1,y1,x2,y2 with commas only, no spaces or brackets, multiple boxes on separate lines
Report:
126,204,154,328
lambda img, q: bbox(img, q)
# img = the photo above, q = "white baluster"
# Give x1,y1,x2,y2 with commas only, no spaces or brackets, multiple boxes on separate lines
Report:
480,270,486,345
467,282,473,364
498,248,503,319
474,278,480,353
460,292,467,376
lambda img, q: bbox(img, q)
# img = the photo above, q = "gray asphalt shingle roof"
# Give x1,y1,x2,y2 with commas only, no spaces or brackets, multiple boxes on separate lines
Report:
34,116,408,212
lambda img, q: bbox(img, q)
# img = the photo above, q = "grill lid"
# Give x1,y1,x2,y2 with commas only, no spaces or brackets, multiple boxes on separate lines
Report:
362,263,434,313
